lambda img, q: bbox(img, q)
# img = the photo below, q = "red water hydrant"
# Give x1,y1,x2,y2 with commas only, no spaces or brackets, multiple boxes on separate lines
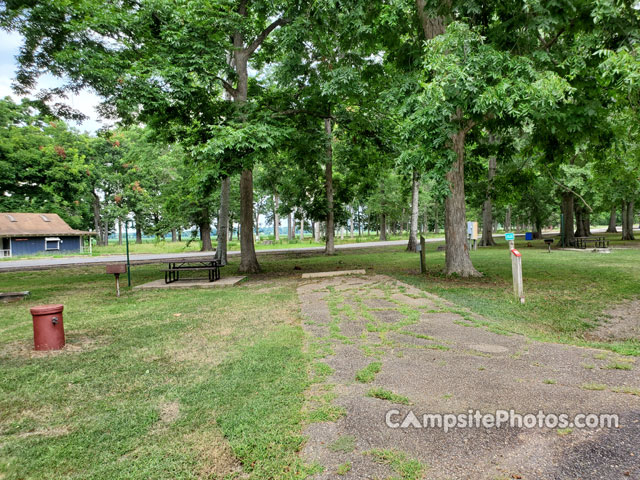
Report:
30,304,65,351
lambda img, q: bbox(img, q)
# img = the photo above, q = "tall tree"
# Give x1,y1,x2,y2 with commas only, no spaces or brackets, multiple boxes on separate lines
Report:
400,21,569,275
1,0,306,272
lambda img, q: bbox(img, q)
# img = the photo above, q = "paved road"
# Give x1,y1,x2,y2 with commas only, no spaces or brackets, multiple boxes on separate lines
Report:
1,229,610,273
0,238,421,272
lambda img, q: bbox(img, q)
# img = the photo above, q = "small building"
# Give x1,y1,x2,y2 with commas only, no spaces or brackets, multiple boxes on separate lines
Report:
0,213,94,258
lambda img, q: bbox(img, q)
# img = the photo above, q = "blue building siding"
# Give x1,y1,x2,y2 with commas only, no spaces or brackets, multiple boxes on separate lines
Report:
10,236,81,256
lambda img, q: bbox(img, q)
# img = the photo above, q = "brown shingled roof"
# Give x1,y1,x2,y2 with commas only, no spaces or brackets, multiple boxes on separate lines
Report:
0,213,95,237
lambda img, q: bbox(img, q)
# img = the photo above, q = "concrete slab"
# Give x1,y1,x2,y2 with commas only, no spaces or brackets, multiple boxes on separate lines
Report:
298,274,640,480
134,276,246,290
301,269,366,279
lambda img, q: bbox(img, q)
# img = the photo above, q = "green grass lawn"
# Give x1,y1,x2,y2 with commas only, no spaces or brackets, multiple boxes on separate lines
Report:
1,237,639,478
0,267,320,479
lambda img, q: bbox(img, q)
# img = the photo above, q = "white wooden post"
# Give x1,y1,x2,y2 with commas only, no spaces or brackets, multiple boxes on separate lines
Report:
510,243,524,304
505,233,524,304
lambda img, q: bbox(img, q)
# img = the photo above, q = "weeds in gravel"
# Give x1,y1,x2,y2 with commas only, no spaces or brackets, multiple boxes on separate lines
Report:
355,362,382,383
366,388,411,405
328,435,357,453
366,449,427,480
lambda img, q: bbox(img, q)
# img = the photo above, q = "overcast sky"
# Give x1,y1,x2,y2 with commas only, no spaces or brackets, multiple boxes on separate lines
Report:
0,29,106,134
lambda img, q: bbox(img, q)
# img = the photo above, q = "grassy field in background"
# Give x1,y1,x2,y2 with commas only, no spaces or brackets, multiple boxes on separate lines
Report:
1,235,639,478
1,232,433,260
90,232,425,256
2,227,633,260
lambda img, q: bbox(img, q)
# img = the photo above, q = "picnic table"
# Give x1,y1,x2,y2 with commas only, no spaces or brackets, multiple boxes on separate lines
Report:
162,258,221,284
570,236,609,249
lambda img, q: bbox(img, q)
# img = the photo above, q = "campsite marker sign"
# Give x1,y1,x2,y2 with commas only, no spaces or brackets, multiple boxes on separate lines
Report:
504,233,524,304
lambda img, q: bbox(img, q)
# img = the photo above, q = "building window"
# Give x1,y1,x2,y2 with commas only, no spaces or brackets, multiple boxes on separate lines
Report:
45,237,61,250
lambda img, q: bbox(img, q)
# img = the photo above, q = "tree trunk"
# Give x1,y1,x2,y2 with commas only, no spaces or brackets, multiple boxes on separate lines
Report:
380,214,387,241
92,191,103,246
561,192,575,246
622,200,635,240
178,230,182,242
422,208,428,234
350,207,355,238
135,219,142,244
606,206,617,233
407,169,420,252
273,193,280,241
416,0,446,39
444,129,481,277
216,176,230,265
433,203,439,234
300,213,304,241
171,228,177,242
255,209,260,241
103,218,109,246
118,220,123,245
324,117,335,254
630,201,636,239
480,154,497,246
232,24,261,273
583,211,591,236
200,214,213,252
505,205,511,233
288,212,293,241
574,204,586,237
239,169,260,272
532,219,543,239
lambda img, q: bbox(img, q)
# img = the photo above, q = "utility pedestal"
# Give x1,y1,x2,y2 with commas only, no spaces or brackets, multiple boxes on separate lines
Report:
106,264,127,297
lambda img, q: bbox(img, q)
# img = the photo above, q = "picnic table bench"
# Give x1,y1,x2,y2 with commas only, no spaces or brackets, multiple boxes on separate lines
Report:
161,259,221,284
570,236,609,249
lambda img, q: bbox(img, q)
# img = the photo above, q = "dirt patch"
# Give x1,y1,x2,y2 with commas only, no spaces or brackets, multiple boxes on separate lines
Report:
0,333,104,360
159,401,180,424
150,401,181,435
16,426,70,439
169,329,232,367
586,299,640,342
182,421,242,479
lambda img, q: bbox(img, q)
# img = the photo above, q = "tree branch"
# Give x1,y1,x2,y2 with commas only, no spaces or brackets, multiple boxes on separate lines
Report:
544,164,593,212
246,17,290,56
538,20,573,51
462,119,476,135
216,77,238,98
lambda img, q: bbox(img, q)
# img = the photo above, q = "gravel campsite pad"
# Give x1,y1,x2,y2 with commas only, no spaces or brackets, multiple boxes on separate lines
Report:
298,274,640,479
